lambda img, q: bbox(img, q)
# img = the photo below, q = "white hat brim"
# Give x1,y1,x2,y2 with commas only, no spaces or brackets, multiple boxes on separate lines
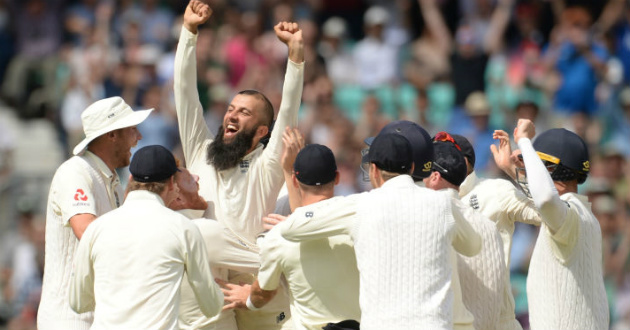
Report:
73,108,154,156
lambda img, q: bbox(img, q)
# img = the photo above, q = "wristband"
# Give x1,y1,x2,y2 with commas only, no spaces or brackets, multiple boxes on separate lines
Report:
246,295,261,311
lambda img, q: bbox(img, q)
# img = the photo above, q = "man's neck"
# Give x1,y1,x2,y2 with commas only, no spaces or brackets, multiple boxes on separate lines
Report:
87,147,116,173
301,193,334,207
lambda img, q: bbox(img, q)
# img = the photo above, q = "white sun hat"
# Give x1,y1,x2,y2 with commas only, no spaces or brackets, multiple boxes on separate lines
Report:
73,97,153,155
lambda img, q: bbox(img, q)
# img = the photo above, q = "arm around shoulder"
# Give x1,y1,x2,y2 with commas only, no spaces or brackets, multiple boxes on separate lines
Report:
281,195,358,242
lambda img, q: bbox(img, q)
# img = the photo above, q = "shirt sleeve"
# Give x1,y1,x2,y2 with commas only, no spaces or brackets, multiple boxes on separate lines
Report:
69,223,96,313
450,198,482,257
546,198,580,264
257,60,304,181
174,26,213,164
517,138,571,233
56,166,97,226
257,228,284,291
183,221,224,318
280,195,358,242
499,180,542,226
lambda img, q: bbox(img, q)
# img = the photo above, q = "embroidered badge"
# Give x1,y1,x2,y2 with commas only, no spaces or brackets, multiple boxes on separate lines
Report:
423,161,432,172
469,194,480,210
239,160,250,173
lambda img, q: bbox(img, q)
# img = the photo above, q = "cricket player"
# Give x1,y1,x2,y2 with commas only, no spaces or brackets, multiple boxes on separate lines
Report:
513,119,609,329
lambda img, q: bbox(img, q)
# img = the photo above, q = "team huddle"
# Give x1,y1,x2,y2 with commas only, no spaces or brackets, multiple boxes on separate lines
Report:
35,1,609,330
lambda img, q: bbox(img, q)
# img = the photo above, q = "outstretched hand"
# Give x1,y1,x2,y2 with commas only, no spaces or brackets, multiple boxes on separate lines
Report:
490,130,512,170
491,130,518,179
274,22,304,63
184,0,212,34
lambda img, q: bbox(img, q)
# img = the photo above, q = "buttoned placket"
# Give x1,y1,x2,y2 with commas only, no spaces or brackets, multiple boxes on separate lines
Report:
110,175,122,209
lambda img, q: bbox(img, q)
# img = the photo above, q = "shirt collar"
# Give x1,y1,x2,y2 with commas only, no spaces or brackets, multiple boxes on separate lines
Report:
84,151,116,180
381,174,415,189
243,143,263,161
178,208,204,220
459,171,479,197
561,192,591,209
125,190,166,206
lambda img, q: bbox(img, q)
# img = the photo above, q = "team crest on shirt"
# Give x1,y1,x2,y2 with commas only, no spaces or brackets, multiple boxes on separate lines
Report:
72,189,90,207
305,211,314,218
239,160,250,173
469,194,480,210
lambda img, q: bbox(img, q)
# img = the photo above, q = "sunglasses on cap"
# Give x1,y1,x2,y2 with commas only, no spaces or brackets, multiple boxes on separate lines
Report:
433,131,462,151
517,152,560,171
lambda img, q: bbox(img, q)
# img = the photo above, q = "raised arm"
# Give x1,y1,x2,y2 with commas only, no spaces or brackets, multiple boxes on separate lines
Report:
281,127,305,212
174,0,213,163
418,0,452,55
483,0,514,54
514,119,567,233
491,129,518,180
261,22,305,164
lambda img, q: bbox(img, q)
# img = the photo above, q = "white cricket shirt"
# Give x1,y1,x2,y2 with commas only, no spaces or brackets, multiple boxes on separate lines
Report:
281,175,481,330
38,151,123,330
69,190,223,330
174,26,304,254
258,218,361,330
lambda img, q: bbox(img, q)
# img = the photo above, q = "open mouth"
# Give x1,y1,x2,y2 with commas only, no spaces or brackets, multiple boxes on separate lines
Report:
224,124,239,138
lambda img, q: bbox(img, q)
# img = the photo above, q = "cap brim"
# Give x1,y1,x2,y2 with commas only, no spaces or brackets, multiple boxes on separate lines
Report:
73,108,154,155
364,136,375,146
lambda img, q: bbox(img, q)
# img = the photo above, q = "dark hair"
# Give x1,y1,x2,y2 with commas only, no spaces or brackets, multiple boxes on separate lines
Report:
515,101,539,113
236,89,274,127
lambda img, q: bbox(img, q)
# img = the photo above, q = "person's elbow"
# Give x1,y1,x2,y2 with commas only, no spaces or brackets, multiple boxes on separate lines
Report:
456,232,482,257
533,188,557,212
200,291,224,318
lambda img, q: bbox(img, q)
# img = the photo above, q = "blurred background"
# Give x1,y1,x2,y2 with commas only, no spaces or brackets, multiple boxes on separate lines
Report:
0,0,629,329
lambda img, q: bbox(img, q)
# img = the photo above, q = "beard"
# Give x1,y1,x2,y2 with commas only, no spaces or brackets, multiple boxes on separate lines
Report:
206,125,257,171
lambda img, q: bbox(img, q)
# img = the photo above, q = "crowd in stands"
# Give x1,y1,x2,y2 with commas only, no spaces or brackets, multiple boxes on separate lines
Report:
1,0,630,329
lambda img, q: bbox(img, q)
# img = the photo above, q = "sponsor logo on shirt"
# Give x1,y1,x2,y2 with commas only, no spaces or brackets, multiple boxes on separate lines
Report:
276,312,286,323
73,189,91,207
305,211,314,218
74,189,88,201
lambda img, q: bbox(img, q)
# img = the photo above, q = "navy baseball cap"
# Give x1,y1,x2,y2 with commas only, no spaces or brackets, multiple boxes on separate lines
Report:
368,133,413,174
533,128,589,182
432,141,467,186
450,134,476,169
130,145,180,183
294,144,337,186
364,120,433,179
